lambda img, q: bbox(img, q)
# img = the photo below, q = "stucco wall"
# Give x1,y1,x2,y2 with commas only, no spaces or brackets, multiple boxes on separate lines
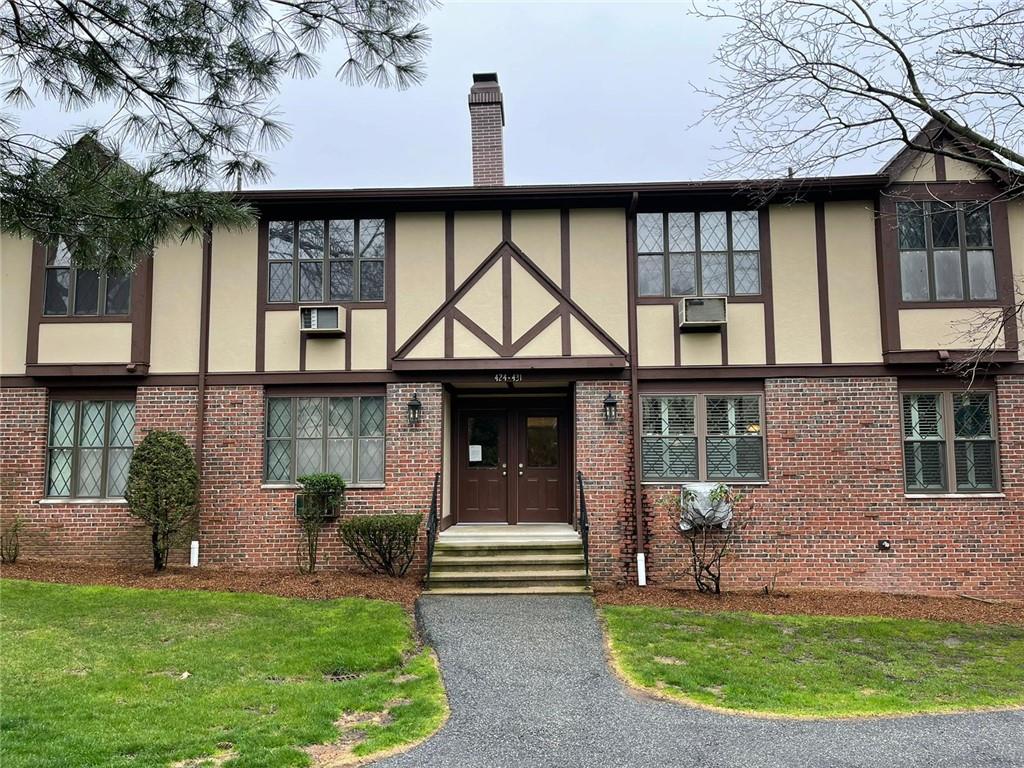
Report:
770,203,822,363
208,225,258,372
150,237,203,373
1,235,31,375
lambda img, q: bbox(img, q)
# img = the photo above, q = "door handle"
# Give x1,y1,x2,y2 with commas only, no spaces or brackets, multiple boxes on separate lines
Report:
501,462,507,477
518,463,524,476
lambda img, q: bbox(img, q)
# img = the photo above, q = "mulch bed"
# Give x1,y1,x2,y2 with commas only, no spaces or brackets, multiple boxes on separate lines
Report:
596,585,1024,626
1,560,422,610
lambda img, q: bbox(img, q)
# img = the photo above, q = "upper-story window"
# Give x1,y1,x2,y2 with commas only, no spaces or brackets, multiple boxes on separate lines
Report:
636,211,761,297
43,241,131,316
897,201,996,302
268,219,385,303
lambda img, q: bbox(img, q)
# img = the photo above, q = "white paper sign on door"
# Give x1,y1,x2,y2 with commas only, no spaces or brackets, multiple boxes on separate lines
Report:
468,444,483,462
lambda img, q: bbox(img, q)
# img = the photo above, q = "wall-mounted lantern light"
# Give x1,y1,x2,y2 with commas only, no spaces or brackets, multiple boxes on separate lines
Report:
877,539,892,552
603,392,619,423
407,392,422,426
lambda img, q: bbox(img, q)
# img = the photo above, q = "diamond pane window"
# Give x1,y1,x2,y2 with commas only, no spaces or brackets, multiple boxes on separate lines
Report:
902,391,999,493
636,211,760,297
360,397,385,437
896,201,997,301
638,253,665,296
637,213,664,253
667,213,695,252
268,218,385,302
264,396,385,484
669,252,696,296
641,394,764,482
47,400,134,498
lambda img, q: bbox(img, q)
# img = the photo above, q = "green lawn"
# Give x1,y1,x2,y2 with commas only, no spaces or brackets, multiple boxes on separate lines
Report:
0,579,446,768
602,605,1024,717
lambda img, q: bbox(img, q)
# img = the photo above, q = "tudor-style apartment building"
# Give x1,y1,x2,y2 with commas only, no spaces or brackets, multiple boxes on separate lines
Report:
1,74,1022,598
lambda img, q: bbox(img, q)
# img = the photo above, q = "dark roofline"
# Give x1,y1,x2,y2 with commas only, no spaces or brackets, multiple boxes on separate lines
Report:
234,174,891,211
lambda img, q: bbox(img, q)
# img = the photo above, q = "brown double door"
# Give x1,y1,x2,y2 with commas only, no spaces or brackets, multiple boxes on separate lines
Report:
455,398,570,524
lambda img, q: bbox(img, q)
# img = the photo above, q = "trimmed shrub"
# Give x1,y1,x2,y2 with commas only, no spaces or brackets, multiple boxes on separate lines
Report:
295,472,346,574
339,514,422,577
125,430,199,571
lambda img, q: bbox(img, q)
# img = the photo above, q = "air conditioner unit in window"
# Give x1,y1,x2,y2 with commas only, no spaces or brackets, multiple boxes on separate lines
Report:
679,296,728,330
299,306,345,337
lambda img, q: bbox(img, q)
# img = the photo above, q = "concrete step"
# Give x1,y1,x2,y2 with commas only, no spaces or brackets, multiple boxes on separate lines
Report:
434,542,583,557
427,572,588,590
424,584,593,596
431,554,584,571
429,568,587,581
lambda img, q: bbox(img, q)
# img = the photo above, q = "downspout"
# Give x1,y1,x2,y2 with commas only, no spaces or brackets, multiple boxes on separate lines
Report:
193,226,213,566
625,191,647,586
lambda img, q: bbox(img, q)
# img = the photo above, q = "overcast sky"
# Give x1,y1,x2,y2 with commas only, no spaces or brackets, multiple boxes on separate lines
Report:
16,2,885,190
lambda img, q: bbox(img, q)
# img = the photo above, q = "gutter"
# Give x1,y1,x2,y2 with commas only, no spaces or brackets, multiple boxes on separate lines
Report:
193,226,213,564
625,191,647,586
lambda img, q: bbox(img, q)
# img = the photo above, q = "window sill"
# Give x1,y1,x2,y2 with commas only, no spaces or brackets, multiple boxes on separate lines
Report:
260,483,385,491
38,497,127,505
904,492,1005,500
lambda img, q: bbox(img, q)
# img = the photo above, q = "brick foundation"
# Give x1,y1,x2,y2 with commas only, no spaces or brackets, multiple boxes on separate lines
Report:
2,375,1020,597
642,376,1024,599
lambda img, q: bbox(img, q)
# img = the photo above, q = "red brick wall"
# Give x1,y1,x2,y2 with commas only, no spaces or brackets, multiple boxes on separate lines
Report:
198,383,443,573
4,375,1020,596
641,376,1024,599
0,386,198,563
0,383,442,574
574,380,636,586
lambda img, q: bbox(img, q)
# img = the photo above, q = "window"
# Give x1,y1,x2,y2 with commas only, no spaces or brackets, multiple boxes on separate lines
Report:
902,391,998,493
636,210,761,297
641,394,765,482
268,219,385,303
265,396,385,484
897,201,996,302
47,399,135,498
43,241,131,316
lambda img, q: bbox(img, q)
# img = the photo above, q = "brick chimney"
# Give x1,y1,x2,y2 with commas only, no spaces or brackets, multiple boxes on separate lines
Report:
468,73,505,186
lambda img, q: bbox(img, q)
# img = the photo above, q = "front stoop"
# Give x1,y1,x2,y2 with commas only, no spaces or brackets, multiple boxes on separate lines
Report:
425,526,591,595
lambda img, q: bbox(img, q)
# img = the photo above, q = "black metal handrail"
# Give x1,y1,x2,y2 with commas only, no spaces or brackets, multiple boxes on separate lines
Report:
425,472,441,580
576,471,590,577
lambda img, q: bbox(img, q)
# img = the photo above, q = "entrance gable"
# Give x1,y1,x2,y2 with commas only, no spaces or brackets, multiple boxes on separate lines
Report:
393,239,626,364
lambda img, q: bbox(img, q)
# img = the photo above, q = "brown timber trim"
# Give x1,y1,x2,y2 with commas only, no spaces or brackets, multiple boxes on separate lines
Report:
884,349,1018,364
639,379,766,393
877,194,902,352
560,208,571,356
385,212,396,369
450,309,505,356
26,241,46,365
934,153,947,181
510,306,563,355
502,247,512,350
394,240,625,361
720,325,729,365
263,383,386,397
24,364,150,377
299,335,307,371
255,219,268,372
344,308,352,370
196,228,213,472
444,211,455,358
814,202,832,364
759,208,776,365
502,209,512,241
886,181,1003,201
625,191,645,582
990,201,1020,352
392,356,626,372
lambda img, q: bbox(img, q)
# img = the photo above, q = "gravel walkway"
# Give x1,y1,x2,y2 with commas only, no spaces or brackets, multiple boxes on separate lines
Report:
375,595,1023,768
